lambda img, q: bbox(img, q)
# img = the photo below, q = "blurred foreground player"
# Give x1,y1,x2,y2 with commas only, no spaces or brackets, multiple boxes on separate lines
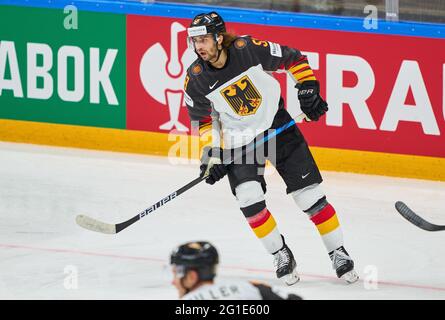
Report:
170,241,302,300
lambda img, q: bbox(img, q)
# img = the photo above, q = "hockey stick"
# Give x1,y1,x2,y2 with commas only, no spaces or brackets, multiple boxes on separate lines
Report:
395,201,445,232
76,113,307,234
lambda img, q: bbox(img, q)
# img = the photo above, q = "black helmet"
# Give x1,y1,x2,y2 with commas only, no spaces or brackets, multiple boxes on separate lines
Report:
189,11,226,35
170,241,219,281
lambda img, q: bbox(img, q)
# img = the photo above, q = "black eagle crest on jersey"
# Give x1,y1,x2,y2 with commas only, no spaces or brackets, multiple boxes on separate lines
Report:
221,75,262,116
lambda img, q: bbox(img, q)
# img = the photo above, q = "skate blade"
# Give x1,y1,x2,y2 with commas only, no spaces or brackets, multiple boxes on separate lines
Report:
341,270,359,284
284,268,300,286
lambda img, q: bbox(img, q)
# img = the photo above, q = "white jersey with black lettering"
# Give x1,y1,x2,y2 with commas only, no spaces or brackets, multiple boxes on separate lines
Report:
181,280,300,300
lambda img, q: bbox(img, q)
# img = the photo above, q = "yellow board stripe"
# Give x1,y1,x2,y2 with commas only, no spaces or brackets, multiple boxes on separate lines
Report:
253,215,277,238
316,214,340,235
310,146,445,181
0,119,194,157
1,119,444,181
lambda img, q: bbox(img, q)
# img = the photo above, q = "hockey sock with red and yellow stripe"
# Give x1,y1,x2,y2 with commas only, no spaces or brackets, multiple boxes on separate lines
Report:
241,200,284,254
306,198,343,253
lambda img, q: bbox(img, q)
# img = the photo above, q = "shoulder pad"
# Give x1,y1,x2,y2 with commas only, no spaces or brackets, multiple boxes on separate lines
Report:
188,60,204,76
233,37,249,50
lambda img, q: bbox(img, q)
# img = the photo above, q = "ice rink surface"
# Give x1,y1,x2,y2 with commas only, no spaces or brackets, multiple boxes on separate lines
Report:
0,141,444,300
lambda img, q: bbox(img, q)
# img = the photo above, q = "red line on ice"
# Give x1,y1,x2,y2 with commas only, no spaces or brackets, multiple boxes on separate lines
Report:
2,243,445,293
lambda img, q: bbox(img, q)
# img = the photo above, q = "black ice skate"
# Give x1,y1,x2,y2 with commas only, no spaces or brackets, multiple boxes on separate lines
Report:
273,237,299,285
329,246,359,284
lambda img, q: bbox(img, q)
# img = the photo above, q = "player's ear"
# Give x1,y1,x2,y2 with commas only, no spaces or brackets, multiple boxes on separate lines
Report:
188,269,200,286
217,34,223,48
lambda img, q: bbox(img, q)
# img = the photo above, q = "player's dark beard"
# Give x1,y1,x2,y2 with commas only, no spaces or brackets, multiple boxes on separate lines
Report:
208,44,223,64
201,47,217,62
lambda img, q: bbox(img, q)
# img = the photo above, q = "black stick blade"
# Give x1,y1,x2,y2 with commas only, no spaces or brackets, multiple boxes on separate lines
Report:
395,201,445,232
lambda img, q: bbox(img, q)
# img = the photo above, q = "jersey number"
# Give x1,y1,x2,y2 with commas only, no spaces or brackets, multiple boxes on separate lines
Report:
252,39,268,47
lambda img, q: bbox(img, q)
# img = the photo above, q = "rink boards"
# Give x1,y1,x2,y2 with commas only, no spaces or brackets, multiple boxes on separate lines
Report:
0,1,445,181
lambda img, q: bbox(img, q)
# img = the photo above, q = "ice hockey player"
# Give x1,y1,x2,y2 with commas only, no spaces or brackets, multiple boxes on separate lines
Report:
170,241,302,300
183,11,359,285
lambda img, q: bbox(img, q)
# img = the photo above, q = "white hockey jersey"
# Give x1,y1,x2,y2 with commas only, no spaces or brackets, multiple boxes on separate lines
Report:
184,36,316,149
182,280,301,300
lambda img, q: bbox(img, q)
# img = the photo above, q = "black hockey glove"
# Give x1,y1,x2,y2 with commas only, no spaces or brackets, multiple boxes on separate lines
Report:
296,80,328,121
200,147,227,185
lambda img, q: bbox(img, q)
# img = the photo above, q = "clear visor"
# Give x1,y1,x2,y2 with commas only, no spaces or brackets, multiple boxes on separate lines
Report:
172,264,187,279
187,26,214,50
